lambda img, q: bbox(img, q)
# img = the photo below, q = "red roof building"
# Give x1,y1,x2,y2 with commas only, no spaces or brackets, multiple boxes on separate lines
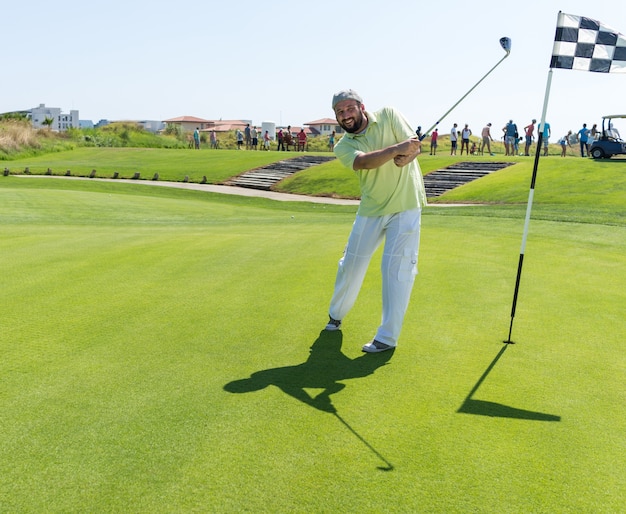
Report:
304,118,343,136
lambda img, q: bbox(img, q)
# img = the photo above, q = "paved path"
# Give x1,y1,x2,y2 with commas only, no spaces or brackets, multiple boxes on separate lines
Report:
14,175,361,206
15,175,476,207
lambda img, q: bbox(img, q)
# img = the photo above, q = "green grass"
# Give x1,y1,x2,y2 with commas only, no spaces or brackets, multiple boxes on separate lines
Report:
7,146,625,225
279,152,626,225
1,152,625,511
2,147,307,182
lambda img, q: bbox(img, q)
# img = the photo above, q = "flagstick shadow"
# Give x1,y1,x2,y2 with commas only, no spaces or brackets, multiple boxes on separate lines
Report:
457,344,561,422
334,412,394,471
224,330,395,470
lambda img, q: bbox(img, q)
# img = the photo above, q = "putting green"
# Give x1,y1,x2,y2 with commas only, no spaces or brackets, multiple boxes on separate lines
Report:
0,178,624,512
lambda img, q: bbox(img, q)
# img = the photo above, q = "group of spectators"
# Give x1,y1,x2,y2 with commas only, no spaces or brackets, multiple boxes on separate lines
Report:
191,124,312,151
196,118,612,157
234,124,309,151
421,118,608,157
234,124,270,151
192,128,220,149
557,123,603,157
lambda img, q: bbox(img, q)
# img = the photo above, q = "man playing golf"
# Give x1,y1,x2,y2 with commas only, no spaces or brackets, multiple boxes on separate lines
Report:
325,89,427,352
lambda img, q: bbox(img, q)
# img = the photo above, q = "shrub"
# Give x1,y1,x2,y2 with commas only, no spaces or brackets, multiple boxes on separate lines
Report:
0,120,41,156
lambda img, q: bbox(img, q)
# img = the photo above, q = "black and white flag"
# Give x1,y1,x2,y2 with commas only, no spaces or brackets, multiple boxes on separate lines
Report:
550,12,626,73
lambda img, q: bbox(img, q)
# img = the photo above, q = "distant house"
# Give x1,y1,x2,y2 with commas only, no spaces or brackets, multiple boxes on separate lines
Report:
30,104,79,132
163,116,254,134
162,116,346,138
200,120,249,133
163,116,214,132
304,118,343,137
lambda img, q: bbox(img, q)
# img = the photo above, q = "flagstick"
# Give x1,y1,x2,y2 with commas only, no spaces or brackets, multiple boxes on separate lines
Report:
504,68,554,344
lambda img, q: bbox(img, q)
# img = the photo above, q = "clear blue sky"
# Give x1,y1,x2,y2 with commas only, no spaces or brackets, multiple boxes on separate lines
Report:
3,0,625,139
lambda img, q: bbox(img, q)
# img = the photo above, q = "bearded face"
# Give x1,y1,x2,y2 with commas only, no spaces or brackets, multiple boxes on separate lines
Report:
334,101,367,134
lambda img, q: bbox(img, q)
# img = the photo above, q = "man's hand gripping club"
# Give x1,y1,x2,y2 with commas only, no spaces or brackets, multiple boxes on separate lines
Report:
353,137,421,171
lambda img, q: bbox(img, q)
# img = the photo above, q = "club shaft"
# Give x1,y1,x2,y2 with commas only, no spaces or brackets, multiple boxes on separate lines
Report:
422,52,510,138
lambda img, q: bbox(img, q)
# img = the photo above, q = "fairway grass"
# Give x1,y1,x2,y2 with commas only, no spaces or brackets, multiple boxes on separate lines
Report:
1,177,625,512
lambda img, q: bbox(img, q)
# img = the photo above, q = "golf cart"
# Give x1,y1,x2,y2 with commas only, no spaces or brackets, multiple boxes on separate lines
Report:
589,115,626,159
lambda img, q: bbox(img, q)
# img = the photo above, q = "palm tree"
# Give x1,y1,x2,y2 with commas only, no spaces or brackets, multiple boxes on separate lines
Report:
42,116,55,131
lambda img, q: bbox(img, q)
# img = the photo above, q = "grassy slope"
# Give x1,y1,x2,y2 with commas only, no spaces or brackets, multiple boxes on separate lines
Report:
1,152,625,511
279,153,626,225
6,147,625,225
2,147,298,182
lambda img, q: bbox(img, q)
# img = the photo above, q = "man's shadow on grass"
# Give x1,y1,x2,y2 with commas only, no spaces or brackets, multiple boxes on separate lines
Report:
224,330,395,470
457,344,561,422
224,330,393,414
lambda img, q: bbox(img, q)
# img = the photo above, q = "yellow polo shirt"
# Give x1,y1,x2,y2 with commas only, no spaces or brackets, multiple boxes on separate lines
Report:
334,107,427,217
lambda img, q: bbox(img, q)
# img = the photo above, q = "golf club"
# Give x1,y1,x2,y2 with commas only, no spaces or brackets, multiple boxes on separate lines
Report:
420,37,512,140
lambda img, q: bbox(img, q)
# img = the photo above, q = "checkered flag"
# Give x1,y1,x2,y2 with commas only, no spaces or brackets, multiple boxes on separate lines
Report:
551,12,626,73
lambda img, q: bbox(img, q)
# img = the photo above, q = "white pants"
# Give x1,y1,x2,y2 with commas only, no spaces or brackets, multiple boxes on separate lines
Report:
329,208,421,347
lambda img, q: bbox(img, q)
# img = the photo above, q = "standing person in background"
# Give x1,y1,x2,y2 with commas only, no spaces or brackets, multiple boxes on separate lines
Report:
263,130,270,150
236,129,244,150
193,128,200,149
329,130,336,151
450,123,458,155
568,130,577,147
559,131,572,157
538,121,551,155
284,126,293,150
324,89,427,353
297,128,307,151
277,128,285,151
480,123,494,155
587,123,597,150
251,126,258,150
430,128,438,155
244,124,251,150
577,123,590,157
503,120,518,156
523,119,536,156
460,124,472,155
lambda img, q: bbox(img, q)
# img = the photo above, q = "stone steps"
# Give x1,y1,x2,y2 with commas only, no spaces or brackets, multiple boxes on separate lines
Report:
225,157,513,198
424,161,514,197
225,155,336,191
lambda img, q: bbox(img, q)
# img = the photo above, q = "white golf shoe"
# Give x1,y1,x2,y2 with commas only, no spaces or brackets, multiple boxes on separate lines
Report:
325,316,342,331
362,340,394,353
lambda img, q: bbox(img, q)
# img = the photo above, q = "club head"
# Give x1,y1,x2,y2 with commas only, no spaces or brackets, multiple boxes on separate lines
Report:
500,37,512,55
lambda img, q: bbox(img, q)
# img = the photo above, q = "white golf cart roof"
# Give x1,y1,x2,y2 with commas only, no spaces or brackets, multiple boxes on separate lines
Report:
601,114,626,119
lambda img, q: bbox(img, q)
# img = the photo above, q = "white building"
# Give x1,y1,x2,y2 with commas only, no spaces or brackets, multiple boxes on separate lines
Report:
137,120,166,133
30,104,79,131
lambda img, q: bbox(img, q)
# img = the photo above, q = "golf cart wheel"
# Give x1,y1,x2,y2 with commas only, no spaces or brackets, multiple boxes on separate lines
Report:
591,147,605,159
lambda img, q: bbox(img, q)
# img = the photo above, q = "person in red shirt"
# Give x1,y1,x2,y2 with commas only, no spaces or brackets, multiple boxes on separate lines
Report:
430,128,438,155
524,119,536,156
297,128,307,151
